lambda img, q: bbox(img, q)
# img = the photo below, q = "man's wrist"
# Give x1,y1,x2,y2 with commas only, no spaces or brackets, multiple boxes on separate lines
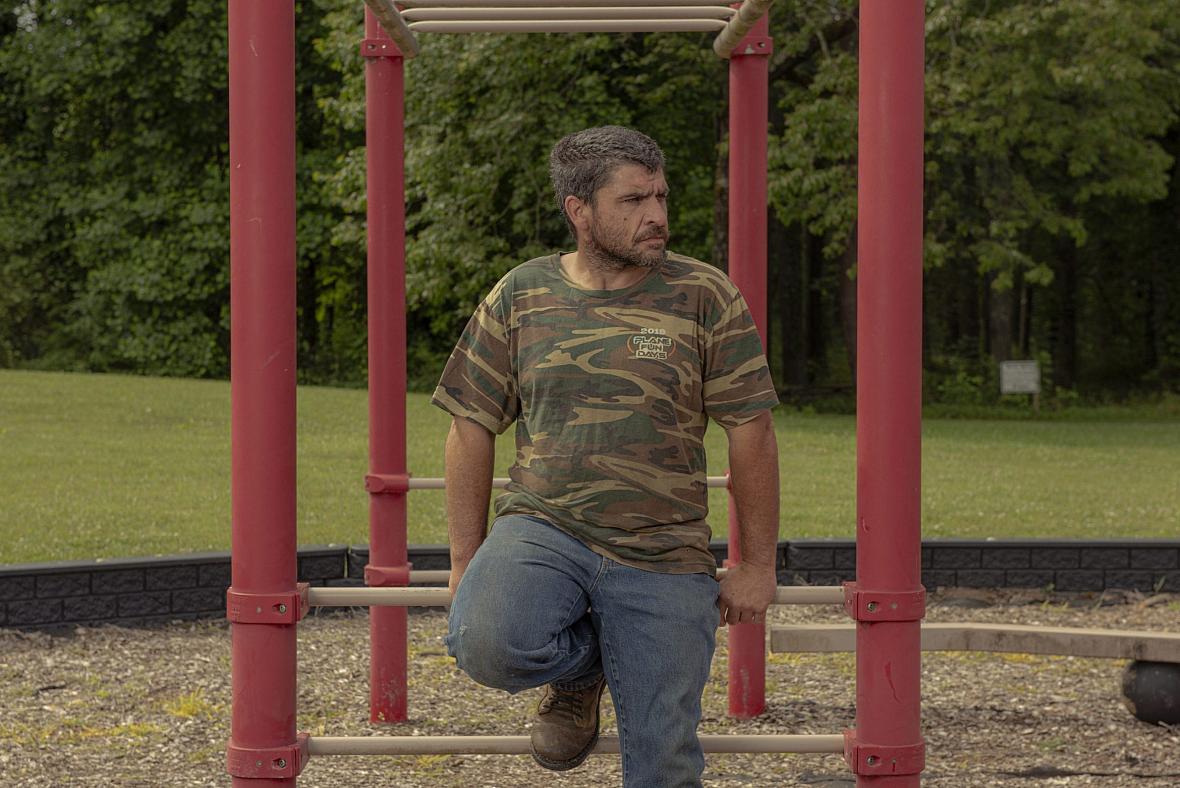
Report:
734,555,776,571
448,545,481,567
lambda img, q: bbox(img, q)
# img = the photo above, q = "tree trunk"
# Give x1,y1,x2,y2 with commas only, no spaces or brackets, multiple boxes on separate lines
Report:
1053,243,1079,389
1018,273,1032,358
988,274,1015,364
945,257,979,356
712,76,729,273
299,254,319,370
772,216,807,386
1145,276,1159,374
806,230,827,382
839,229,857,386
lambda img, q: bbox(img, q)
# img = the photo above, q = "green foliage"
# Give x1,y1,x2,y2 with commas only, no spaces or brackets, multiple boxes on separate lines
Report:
767,0,859,259
0,0,232,375
0,0,1176,398
927,358,995,407
0,0,349,380
925,0,1178,286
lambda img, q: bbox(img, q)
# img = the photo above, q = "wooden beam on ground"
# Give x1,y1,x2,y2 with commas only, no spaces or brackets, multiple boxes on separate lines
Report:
770,623,1180,663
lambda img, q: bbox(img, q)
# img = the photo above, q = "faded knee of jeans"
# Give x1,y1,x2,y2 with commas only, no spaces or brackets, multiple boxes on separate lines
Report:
446,616,521,691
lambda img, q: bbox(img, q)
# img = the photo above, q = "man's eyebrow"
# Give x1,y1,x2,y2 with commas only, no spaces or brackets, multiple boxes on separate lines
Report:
618,186,670,200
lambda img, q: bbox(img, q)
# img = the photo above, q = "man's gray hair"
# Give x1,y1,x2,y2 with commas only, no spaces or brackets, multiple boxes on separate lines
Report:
549,126,666,237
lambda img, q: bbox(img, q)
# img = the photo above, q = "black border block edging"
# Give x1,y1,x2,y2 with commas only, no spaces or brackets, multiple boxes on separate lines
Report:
0,546,350,630
782,538,1180,594
1,539,1177,630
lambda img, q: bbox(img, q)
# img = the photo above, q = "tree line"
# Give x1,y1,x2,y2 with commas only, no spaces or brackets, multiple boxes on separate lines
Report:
1,0,1177,403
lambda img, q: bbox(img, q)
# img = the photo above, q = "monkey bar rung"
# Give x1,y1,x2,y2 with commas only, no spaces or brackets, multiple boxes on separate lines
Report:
308,585,844,607
402,0,733,6
307,733,846,756
407,19,726,32
401,7,736,21
365,0,774,61
404,475,730,489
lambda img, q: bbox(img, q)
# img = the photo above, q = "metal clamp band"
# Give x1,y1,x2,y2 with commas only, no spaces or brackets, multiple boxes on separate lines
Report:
365,473,411,494
226,732,310,779
843,730,925,775
226,584,309,625
359,37,404,58
365,562,413,587
730,34,773,57
842,582,926,622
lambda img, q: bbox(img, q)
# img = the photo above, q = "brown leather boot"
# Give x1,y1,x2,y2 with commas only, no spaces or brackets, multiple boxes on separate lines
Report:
529,676,607,771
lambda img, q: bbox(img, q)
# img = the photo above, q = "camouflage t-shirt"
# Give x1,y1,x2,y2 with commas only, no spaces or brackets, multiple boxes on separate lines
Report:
431,252,778,574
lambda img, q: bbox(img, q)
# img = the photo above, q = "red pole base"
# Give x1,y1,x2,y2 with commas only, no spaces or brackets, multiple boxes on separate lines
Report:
370,606,409,723
725,557,767,719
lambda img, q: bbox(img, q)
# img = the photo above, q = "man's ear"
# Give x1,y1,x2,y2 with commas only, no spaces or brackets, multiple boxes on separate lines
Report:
564,194,591,236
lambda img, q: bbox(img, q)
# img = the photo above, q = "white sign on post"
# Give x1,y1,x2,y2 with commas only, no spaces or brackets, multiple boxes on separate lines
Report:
1000,360,1041,395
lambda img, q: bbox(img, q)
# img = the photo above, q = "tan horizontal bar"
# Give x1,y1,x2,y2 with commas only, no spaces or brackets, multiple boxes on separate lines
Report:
713,0,774,59
409,569,451,583
308,733,845,756
402,0,732,7
403,7,735,21
772,585,844,605
407,475,730,489
362,0,421,58
308,585,842,608
407,19,727,33
310,587,451,607
404,572,841,604
770,623,1180,663
405,476,509,489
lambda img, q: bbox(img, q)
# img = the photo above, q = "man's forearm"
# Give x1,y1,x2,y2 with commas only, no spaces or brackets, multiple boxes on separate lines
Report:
727,411,780,568
444,418,496,568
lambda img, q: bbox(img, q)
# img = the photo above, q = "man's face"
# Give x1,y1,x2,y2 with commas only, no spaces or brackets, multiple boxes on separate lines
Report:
582,164,669,270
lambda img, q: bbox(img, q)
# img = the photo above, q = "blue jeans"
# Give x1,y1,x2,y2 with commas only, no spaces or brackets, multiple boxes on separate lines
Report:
446,515,720,788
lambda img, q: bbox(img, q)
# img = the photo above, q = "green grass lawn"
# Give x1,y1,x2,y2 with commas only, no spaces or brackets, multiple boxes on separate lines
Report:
1,370,1177,564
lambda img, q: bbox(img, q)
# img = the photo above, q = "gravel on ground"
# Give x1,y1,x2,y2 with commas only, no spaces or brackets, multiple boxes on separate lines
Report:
1,588,1177,787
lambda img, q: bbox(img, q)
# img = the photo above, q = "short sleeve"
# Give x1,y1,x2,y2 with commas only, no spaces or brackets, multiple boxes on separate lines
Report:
702,290,779,428
431,289,519,435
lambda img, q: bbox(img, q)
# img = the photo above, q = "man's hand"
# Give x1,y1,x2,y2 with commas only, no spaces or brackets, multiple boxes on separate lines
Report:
719,410,780,626
717,562,776,626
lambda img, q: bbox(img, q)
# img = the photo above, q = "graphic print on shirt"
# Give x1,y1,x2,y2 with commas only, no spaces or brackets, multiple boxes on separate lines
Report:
629,327,675,360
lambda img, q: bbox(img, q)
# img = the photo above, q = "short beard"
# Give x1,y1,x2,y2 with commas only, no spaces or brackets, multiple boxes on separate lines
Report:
584,221,667,272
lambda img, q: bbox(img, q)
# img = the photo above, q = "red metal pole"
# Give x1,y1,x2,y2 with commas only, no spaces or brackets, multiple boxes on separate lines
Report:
227,0,299,785
364,8,410,724
724,13,772,720
850,1,926,785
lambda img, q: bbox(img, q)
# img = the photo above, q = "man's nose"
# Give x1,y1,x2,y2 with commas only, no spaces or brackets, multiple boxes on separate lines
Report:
644,197,668,227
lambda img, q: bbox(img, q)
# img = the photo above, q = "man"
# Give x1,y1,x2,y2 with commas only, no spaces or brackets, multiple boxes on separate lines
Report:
432,125,779,787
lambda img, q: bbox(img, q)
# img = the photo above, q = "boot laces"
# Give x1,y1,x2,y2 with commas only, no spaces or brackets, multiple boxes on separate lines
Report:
541,686,585,722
